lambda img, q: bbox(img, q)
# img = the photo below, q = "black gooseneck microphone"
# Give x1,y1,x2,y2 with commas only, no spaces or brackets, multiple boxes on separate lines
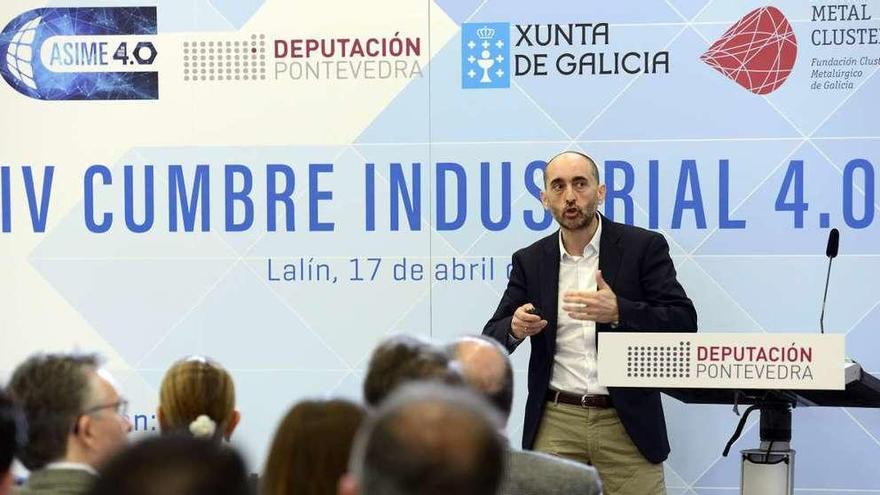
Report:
820,228,839,334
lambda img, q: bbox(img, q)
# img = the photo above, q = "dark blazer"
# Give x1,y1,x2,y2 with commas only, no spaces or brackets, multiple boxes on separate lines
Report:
483,216,697,464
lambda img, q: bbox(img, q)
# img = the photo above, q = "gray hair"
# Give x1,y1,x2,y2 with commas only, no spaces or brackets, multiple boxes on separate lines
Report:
349,382,507,495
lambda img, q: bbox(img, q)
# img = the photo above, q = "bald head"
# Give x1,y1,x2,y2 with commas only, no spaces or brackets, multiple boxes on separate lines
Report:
349,383,506,495
545,151,600,186
449,336,513,425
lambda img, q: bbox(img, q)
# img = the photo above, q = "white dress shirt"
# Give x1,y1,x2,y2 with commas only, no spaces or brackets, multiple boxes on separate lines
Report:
549,215,608,396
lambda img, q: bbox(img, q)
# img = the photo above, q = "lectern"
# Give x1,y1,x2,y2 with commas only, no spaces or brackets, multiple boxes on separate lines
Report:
597,333,880,495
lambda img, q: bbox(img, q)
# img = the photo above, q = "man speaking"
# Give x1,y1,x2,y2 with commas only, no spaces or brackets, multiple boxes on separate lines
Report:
483,151,697,495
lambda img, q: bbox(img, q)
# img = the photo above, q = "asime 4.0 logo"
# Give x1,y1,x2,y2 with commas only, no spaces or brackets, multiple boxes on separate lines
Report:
0,7,158,100
700,6,797,95
461,22,510,89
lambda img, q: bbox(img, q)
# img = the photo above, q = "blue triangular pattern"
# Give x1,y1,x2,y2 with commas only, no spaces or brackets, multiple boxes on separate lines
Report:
693,419,759,487
575,140,802,253
208,0,265,29
357,35,568,144
353,74,429,143
665,400,749,485
697,143,879,255
846,305,880,372
140,263,348,369
241,256,431,368
790,407,880,489
846,406,880,454
432,0,485,25
157,0,235,32
581,29,801,140
474,0,684,24
514,24,683,138
667,0,713,20
694,256,880,333
693,1,811,23
29,149,237,260
29,258,234,364
815,70,880,137
431,278,504,342
673,259,762,333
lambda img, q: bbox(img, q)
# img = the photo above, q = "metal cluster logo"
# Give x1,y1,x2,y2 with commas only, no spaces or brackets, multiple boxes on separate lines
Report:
0,7,158,100
626,341,692,379
700,6,798,95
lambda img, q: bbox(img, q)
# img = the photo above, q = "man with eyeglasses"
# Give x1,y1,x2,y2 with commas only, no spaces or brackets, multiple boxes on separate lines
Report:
8,353,131,495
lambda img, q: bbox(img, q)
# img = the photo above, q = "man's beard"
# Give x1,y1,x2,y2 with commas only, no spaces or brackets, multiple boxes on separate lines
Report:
553,203,595,230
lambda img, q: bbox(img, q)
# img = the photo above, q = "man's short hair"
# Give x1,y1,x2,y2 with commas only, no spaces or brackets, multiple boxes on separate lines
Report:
447,336,514,424
87,436,250,495
0,389,26,474
544,150,600,185
350,383,507,495
7,353,99,470
363,335,462,407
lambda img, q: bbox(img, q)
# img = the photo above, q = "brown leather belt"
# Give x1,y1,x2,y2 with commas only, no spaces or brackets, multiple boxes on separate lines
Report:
546,389,613,409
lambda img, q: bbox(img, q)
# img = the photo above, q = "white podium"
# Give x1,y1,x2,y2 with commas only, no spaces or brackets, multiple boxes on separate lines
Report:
597,333,880,495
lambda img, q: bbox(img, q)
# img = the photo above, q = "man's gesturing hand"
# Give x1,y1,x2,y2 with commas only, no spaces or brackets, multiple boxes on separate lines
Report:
561,270,620,324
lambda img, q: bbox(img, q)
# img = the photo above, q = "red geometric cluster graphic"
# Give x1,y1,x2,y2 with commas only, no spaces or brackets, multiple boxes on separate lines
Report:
700,7,798,95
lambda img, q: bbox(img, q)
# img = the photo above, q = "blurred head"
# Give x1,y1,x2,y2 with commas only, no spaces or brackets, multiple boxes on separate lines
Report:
541,151,605,232
363,335,462,407
158,356,239,441
263,399,366,495
88,436,250,495
447,336,514,426
0,389,26,495
341,383,506,495
8,353,130,471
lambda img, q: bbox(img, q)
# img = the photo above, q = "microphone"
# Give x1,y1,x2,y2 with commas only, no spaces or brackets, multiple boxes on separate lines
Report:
826,228,839,258
820,228,839,334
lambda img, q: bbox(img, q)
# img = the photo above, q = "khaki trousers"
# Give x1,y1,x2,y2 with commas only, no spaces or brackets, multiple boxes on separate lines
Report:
533,401,665,495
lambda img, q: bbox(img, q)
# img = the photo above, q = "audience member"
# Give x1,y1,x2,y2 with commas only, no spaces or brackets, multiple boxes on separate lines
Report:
340,383,506,495
87,436,250,495
449,336,603,495
362,335,461,407
158,356,239,442
8,353,130,495
263,399,365,495
0,390,26,495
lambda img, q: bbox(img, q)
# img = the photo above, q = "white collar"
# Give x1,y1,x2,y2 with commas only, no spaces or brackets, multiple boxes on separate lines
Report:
44,462,98,476
558,214,602,259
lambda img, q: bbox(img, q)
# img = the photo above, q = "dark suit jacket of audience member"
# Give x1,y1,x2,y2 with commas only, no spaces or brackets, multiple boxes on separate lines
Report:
13,468,96,495
505,446,603,495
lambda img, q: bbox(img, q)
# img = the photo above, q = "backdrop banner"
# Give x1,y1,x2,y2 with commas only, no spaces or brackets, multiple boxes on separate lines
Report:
2,1,878,491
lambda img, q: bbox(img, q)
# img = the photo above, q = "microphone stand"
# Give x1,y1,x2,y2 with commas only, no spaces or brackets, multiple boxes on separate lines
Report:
820,257,833,335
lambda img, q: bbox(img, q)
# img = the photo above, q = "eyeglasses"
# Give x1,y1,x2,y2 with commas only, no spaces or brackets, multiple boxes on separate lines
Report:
81,399,129,417
72,399,130,433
